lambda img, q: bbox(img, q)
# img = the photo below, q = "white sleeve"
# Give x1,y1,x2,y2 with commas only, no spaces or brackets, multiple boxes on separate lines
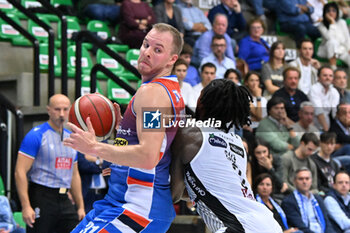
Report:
324,196,350,231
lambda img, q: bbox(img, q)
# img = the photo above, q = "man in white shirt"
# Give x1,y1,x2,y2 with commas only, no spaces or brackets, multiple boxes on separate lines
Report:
193,62,216,102
200,35,236,79
308,65,339,131
289,38,320,95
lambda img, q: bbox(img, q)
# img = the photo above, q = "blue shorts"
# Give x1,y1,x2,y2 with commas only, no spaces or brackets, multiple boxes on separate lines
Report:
72,199,172,233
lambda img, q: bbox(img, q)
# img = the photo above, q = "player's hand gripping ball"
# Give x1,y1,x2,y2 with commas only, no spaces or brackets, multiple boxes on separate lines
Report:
69,93,117,141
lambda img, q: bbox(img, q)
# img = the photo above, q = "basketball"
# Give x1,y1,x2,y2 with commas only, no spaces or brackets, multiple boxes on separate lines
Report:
69,93,116,141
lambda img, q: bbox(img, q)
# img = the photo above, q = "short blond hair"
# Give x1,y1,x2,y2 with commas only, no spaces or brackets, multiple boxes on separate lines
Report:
152,23,184,56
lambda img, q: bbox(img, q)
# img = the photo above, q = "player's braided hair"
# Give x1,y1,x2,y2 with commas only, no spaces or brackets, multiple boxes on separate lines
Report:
196,79,252,133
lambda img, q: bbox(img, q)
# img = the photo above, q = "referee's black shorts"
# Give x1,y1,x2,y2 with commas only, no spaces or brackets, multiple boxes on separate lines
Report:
27,182,79,233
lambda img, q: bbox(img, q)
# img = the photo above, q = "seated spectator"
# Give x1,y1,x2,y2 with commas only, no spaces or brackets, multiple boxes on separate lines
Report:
177,0,212,46
317,2,350,69
272,66,309,123
238,18,269,71
289,38,320,95
281,167,336,233
308,0,327,26
282,133,319,194
192,62,216,102
0,196,25,233
261,41,287,96
256,97,300,156
248,0,277,25
78,153,110,213
192,14,235,67
208,0,246,42
79,0,121,25
277,0,321,46
153,0,185,36
254,173,299,232
172,58,196,109
324,171,350,233
180,43,200,86
224,68,242,85
333,68,350,103
200,35,236,79
334,0,350,18
311,132,340,195
251,143,288,194
118,0,156,48
292,101,320,139
329,102,350,173
244,71,267,129
308,65,339,131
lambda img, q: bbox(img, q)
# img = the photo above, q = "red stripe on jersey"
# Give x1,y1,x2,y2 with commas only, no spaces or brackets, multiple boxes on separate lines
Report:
98,229,109,233
123,209,150,228
159,152,164,161
127,176,154,187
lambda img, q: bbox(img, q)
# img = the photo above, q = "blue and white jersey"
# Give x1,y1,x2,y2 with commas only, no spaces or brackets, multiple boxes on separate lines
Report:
18,122,77,188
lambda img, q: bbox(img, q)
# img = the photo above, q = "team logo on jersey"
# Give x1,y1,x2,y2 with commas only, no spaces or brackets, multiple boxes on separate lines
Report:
172,90,182,103
229,143,244,158
114,137,128,146
143,109,161,129
208,134,227,148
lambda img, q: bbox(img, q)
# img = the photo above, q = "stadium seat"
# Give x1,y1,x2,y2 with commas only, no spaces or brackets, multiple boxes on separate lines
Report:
81,75,103,96
0,176,5,195
39,43,62,76
58,16,80,45
107,78,132,105
0,0,18,15
120,49,140,81
13,212,25,228
87,20,110,40
0,13,22,41
28,14,61,47
96,45,125,79
50,0,73,7
67,45,93,78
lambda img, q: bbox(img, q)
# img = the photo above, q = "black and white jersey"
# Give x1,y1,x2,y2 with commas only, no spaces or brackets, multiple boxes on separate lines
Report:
184,127,282,233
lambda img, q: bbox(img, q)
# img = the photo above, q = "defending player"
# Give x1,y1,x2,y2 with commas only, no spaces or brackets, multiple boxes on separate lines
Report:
64,23,185,232
171,79,283,233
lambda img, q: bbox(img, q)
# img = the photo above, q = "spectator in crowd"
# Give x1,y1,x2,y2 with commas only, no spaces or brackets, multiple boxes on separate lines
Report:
248,0,277,22
15,94,85,232
251,142,288,195
254,173,299,233
0,196,25,233
289,38,320,95
334,0,350,18
153,0,185,36
244,71,267,129
282,133,319,193
292,101,320,139
180,43,200,86
177,0,212,46
277,0,321,46
224,68,242,85
324,171,350,233
192,62,216,102
308,65,339,131
281,167,336,233
317,2,350,70
172,58,196,109
333,68,350,103
272,66,309,123
200,35,236,79
208,0,246,41
118,0,156,49
238,18,269,71
78,153,111,213
256,97,299,156
261,41,286,96
308,0,327,26
311,132,340,194
79,0,121,25
329,102,350,173
192,14,235,67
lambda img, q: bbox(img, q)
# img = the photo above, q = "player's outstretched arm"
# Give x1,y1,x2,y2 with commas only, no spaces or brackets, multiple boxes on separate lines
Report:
64,84,172,169
171,126,202,203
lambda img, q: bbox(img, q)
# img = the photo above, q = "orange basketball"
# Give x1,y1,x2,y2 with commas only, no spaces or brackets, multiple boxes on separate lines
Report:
69,93,116,141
